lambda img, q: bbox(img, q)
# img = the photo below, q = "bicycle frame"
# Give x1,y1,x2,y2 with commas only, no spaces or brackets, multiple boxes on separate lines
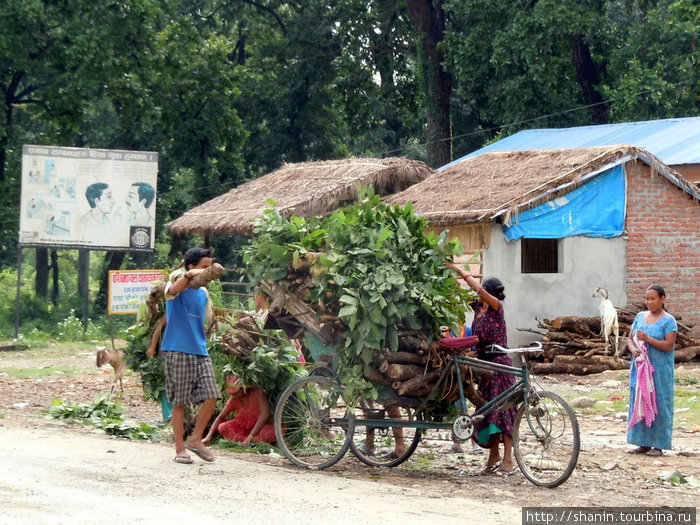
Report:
351,352,537,434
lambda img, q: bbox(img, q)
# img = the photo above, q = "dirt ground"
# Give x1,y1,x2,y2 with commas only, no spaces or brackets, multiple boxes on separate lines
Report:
1,344,698,513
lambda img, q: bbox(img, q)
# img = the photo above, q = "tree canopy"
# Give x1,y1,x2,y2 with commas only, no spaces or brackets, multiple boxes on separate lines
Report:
1,0,697,274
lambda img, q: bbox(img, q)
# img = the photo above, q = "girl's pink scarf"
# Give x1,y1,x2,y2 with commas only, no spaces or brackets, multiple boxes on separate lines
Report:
628,336,657,430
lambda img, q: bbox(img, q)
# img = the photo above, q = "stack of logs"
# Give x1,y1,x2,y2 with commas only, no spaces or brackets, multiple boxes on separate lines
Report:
524,305,700,375
362,330,485,407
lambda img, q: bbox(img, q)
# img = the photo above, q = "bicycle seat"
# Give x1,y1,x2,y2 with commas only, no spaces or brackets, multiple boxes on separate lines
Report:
439,336,479,350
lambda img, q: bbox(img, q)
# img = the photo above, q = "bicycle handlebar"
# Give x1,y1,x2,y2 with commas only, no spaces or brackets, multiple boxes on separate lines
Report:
488,341,543,354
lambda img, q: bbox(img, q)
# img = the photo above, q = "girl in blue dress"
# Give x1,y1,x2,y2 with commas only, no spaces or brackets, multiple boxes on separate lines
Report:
626,285,677,457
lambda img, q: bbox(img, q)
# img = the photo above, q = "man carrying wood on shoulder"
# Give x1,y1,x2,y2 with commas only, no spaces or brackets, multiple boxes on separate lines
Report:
161,247,224,464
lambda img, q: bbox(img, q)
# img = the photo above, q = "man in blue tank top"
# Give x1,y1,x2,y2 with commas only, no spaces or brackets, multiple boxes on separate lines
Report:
161,247,221,464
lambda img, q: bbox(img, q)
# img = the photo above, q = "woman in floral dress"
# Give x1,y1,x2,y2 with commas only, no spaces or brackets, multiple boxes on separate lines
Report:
445,262,515,474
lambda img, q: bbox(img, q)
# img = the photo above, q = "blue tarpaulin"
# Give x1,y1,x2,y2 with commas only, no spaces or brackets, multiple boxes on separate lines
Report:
502,164,626,241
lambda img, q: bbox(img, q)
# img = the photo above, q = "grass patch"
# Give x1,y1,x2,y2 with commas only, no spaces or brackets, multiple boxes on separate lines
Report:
674,389,699,427
2,365,87,378
568,386,700,428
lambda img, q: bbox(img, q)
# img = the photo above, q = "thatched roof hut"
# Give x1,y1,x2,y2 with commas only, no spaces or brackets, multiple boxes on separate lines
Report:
167,157,433,236
386,145,698,226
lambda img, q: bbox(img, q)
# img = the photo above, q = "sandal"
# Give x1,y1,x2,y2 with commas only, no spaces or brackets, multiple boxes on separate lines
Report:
627,446,651,455
185,444,215,462
173,453,194,464
356,443,375,456
480,463,501,475
646,448,663,457
378,450,401,460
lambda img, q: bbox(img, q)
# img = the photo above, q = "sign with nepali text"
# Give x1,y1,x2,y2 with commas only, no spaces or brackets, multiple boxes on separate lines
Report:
108,270,167,315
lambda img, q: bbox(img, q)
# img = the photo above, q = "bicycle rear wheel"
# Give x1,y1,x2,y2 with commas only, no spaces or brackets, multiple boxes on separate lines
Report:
513,390,580,487
350,405,421,467
274,376,354,469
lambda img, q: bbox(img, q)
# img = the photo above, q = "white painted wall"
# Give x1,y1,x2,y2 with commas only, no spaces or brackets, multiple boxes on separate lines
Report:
481,224,628,348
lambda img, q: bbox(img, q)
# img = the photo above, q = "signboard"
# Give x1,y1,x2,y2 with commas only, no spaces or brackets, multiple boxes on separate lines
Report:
19,145,158,251
108,270,167,315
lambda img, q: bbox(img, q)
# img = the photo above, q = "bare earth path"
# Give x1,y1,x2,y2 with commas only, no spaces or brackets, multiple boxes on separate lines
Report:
0,345,698,524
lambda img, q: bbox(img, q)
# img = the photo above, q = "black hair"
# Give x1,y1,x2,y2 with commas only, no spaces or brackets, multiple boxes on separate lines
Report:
647,284,666,299
85,183,109,208
132,182,155,208
482,277,506,301
183,247,212,269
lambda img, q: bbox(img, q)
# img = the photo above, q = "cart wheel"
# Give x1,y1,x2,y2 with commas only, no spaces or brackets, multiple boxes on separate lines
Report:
513,390,580,487
274,376,354,469
350,405,421,467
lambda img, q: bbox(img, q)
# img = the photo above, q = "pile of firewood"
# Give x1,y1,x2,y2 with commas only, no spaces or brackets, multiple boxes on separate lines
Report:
521,305,700,375
258,280,484,405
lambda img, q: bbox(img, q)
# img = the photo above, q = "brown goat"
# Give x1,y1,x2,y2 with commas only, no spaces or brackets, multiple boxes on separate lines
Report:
96,348,126,393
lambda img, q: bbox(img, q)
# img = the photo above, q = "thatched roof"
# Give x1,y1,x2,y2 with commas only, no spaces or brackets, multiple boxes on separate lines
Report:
386,145,699,225
167,157,433,235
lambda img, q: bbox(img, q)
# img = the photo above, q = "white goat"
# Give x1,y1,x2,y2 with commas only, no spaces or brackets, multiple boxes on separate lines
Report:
592,287,619,356
96,347,126,393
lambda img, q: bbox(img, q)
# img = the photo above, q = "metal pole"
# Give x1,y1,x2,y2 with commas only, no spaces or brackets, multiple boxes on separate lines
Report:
14,247,23,339
81,249,90,332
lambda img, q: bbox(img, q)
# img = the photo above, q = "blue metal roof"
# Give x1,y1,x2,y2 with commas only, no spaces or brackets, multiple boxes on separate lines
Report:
443,117,700,169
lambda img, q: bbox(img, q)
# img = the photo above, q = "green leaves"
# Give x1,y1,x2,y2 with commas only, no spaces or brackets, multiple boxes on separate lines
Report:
244,190,474,401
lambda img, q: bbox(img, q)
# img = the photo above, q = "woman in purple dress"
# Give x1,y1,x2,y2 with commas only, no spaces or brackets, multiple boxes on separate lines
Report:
445,262,515,474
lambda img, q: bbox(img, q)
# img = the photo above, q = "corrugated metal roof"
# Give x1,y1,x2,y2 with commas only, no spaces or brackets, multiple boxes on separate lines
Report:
444,117,700,169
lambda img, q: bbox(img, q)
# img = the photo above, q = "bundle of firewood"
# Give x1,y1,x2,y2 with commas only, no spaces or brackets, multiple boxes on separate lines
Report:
364,335,486,407
521,305,699,375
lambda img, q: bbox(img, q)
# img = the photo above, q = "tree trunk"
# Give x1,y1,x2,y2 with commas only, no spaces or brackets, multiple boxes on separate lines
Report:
35,248,49,298
570,34,609,124
405,0,451,167
50,249,59,305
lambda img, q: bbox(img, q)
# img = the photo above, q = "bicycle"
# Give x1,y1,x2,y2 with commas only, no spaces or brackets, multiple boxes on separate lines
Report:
274,339,580,487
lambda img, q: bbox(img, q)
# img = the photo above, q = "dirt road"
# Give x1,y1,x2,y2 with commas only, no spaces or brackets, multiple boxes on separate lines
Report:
1,346,698,524
1,419,519,525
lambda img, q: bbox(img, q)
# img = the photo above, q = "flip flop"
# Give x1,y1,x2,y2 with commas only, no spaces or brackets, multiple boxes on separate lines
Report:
627,446,650,455
173,453,194,464
496,466,517,476
185,444,215,462
480,463,501,475
646,448,663,457
356,443,375,456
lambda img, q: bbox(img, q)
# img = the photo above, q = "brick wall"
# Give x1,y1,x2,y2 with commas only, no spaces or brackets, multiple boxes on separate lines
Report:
625,161,700,337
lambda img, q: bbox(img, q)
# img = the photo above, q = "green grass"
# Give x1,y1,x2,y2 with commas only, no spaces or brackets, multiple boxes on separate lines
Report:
1,365,87,378
674,390,699,427
569,386,700,428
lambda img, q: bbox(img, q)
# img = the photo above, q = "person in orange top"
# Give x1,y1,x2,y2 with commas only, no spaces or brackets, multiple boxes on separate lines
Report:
203,375,276,447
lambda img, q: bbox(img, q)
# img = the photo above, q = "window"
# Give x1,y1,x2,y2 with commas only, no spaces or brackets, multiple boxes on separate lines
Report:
521,238,559,273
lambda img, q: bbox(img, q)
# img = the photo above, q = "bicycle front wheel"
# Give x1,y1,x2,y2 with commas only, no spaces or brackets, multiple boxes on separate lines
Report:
274,376,354,470
350,405,422,467
513,390,580,488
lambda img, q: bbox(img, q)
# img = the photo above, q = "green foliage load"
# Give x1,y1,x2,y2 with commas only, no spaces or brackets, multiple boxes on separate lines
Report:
243,191,474,400
124,278,304,405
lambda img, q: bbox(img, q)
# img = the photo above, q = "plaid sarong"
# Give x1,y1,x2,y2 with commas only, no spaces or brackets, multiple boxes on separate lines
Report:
165,351,221,406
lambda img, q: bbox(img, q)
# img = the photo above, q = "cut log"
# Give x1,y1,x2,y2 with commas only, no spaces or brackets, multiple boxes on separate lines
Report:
675,345,700,363
383,350,427,365
530,362,612,375
363,365,393,386
384,363,426,381
554,354,629,369
396,368,441,396
543,316,600,335
189,263,225,289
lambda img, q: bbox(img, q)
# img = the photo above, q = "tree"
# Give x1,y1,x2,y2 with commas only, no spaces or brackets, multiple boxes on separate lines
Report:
405,0,452,167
